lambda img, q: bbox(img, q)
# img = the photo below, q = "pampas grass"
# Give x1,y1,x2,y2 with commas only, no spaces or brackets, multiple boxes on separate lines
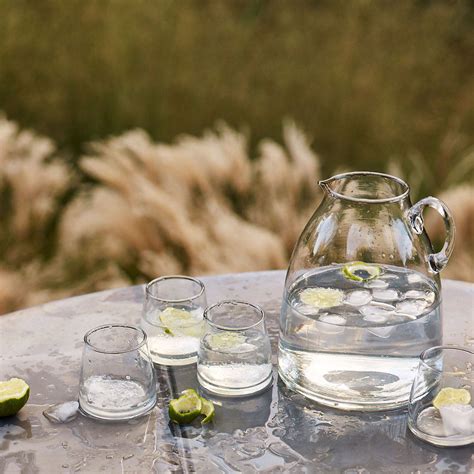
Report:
0,115,472,314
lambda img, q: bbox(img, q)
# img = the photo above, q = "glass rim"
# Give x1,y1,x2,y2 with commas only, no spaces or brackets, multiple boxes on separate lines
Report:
319,171,410,204
145,275,205,303
419,345,474,374
84,324,148,354
204,300,265,331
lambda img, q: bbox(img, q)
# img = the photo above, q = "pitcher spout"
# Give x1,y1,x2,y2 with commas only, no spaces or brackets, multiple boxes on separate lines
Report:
318,177,334,194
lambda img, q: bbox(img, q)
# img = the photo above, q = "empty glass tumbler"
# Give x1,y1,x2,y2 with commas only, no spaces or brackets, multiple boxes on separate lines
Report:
141,275,207,366
408,346,473,447
197,300,273,396
78,324,157,421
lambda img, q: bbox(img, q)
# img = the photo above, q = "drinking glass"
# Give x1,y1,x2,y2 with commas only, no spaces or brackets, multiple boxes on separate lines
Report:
197,300,273,396
78,324,157,421
141,275,207,366
408,345,473,446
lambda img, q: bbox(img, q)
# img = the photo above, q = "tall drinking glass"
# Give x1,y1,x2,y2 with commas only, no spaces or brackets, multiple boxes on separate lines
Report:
141,276,207,366
197,300,273,396
408,346,473,446
79,324,156,421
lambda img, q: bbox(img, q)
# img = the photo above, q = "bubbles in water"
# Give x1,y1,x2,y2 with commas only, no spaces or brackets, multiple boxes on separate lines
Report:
345,290,372,306
372,289,399,302
43,401,79,424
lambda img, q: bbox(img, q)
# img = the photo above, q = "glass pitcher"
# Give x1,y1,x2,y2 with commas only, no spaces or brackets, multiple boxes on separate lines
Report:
278,171,455,411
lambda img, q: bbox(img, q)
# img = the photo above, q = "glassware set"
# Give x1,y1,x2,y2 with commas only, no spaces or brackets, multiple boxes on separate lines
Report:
77,172,472,448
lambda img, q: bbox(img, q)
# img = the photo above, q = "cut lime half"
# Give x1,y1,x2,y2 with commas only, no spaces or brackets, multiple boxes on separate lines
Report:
159,307,203,338
0,378,30,417
169,391,202,424
343,262,381,282
433,387,471,409
200,397,215,424
299,287,344,309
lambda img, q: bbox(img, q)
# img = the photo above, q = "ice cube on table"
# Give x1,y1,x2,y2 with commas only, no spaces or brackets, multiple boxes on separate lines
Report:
43,401,79,424
345,290,372,306
372,289,399,302
439,404,474,436
396,299,428,319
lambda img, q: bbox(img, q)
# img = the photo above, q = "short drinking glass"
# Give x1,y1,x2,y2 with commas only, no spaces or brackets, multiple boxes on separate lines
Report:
79,324,157,421
408,345,473,446
142,276,207,366
197,300,273,396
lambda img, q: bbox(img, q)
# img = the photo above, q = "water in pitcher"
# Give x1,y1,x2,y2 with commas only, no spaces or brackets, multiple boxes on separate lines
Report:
279,264,441,410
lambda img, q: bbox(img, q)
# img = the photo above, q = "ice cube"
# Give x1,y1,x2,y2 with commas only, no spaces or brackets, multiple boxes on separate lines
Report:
43,401,79,424
396,299,428,319
345,290,372,306
416,406,445,437
360,302,394,317
317,314,346,334
366,280,389,289
404,290,425,299
368,326,395,338
439,404,474,436
372,289,399,302
318,314,346,325
296,303,319,316
407,273,423,284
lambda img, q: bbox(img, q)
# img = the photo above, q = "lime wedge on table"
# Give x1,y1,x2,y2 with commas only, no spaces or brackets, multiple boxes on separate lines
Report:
159,307,203,338
343,262,381,282
208,332,246,351
200,397,215,424
433,387,471,409
0,378,30,417
299,287,343,309
169,391,202,424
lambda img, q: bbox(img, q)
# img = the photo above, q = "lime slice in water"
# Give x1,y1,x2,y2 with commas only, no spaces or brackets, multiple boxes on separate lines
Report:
0,378,30,417
169,391,202,423
159,307,203,338
208,332,246,351
200,397,215,424
343,262,381,282
433,387,471,409
299,287,344,309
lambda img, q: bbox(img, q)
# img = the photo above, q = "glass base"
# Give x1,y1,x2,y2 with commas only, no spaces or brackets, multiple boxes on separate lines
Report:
78,396,156,421
150,353,197,366
408,419,474,447
278,367,409,412
198,372,273,397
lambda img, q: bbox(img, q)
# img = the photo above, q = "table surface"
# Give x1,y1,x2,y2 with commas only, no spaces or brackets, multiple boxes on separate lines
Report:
0,271,473,473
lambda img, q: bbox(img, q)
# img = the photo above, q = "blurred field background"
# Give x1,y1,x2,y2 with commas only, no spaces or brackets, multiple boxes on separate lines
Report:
0,0,473,313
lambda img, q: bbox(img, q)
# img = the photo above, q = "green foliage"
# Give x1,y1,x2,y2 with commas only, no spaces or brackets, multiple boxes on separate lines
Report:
0,0,473,188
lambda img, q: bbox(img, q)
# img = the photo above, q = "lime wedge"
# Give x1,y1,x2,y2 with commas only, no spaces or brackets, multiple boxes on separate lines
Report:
208,332,246,351
159,307,203,338
343,262,381,282
0,378,30,417
169,391,202,424
433,387,471,409
299,287,343,308
200,397,215,424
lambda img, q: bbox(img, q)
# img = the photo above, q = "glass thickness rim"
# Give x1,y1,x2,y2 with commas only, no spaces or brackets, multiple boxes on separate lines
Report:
319,171,410,204
419,345,473,374
204,300,265,331
84,324,148,354
145,275,205,303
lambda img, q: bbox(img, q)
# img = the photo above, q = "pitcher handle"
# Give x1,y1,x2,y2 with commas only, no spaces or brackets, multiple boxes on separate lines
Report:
407,197,455,273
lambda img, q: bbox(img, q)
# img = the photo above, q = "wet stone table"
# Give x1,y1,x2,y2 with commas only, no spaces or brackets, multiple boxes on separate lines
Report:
0,271,473,473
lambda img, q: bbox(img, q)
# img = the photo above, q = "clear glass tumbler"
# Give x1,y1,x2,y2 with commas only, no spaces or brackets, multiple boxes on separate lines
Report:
408,345,473,446
79,324,157,421
141,275,207,366
197,300,273,396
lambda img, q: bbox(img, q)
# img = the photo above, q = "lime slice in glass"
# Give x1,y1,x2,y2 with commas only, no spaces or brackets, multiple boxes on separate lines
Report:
159,307,203,337
299,287,344,308
343,262,381,282
433,387,471,409
208,332,246,351
169,391,202,424
200,397,215,424
0,378,30,417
